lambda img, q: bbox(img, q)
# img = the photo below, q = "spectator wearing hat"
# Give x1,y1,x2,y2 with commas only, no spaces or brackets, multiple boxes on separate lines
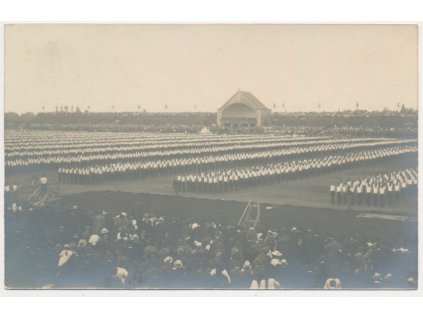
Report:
323,277,342,289
329,183,336,204
39,173,48,198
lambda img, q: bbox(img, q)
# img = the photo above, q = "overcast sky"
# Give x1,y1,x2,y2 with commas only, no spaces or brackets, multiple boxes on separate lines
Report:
5,24,418,114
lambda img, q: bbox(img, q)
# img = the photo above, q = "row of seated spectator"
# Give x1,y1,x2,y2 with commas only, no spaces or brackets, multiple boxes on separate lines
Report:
5,198,417,289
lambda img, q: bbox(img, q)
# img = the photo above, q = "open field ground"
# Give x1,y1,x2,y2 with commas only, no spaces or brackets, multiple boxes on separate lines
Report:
5,153,417,215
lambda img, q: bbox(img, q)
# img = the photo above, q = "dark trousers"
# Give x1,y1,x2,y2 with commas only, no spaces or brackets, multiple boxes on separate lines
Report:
40,184,47,198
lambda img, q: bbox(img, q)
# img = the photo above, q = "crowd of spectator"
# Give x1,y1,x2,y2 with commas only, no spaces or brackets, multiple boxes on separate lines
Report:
5,112,215,133
270,111,418,138
5,198,417,289
5,110,418,137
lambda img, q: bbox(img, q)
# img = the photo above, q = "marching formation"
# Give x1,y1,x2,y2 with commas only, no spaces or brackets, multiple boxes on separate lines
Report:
55,143,416,185
5,129,418,212
5,130,416,173
329,168,418,207
172,146,417,194
5,130,328,170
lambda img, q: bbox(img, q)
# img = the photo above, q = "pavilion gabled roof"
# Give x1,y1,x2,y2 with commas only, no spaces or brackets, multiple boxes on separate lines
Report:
218,91,270,112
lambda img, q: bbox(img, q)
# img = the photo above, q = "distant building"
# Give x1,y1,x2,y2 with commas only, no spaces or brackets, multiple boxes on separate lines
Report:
217,91,271,128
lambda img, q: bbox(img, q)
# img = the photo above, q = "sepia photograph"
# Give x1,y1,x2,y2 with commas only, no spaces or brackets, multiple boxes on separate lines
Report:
2,23,418,290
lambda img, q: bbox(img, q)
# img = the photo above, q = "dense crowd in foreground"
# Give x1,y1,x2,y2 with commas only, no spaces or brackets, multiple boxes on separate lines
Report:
5,200,417,289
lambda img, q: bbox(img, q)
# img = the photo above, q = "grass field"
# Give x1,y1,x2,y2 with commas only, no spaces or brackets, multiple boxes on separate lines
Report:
5,154,418,216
